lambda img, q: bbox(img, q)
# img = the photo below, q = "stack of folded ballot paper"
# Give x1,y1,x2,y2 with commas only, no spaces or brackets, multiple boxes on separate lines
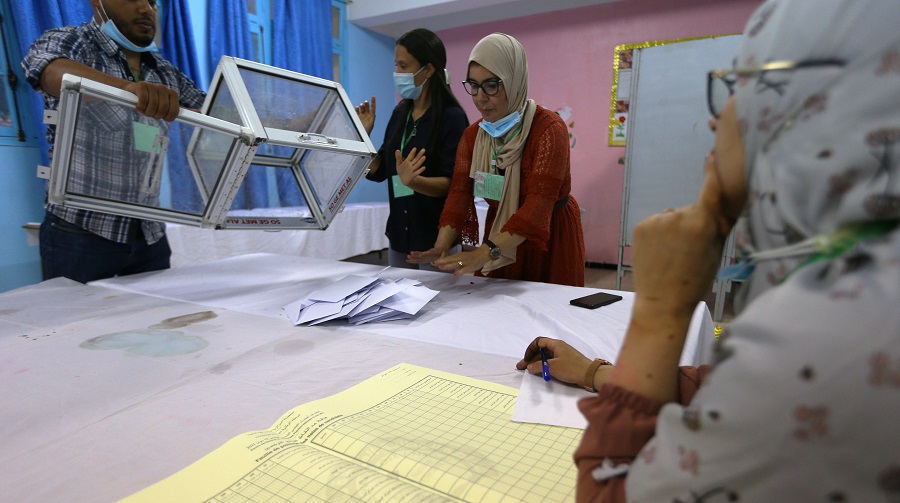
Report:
282,273,440,326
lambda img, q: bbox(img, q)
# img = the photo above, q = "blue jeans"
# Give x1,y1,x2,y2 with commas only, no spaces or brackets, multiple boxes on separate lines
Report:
40,212,171,283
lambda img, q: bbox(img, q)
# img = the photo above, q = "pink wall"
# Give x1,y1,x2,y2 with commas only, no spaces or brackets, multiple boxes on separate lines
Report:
437,0,762,264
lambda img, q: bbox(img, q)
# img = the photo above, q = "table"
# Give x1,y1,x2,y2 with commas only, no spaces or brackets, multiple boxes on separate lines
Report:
0,254,714,501
165,200,496,268
165,202,391,268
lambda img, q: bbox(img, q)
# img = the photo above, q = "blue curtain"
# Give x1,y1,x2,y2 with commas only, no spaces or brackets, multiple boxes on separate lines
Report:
272,0,332,80
160,0,204,89
9,1,93,165
160,0,205,213
271,0,333,206
208,0,267,210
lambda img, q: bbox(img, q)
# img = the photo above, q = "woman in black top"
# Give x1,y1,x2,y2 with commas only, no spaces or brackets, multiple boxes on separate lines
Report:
356,28,468,270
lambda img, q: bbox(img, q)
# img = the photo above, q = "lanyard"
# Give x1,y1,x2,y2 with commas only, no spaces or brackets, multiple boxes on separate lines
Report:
400,109,418,155
786,219,897,275
491,122,524,169
718,219,898,281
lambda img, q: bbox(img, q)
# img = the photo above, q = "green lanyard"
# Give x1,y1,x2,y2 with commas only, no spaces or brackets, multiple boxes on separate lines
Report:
719,219,898,282
400,109,418,155
786,219,898,280
491,122,524,169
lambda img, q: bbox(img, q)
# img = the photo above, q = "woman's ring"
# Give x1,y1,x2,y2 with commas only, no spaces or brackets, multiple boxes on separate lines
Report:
457,261,464,267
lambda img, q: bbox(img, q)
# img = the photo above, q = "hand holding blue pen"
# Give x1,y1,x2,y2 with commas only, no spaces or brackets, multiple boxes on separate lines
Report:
540,347,551,382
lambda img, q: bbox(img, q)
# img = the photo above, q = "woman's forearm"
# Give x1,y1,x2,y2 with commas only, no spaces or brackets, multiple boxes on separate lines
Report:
433,226,459,251
608,299,694,403
407,175,450,197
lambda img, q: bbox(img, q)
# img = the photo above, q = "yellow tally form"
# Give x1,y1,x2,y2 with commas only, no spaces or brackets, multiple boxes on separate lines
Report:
123,364,582,503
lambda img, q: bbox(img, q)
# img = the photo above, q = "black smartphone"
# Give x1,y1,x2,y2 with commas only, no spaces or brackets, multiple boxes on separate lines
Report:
570,292,623,309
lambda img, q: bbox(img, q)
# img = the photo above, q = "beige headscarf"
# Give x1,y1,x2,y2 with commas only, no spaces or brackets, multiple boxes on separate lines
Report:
467,33,537,273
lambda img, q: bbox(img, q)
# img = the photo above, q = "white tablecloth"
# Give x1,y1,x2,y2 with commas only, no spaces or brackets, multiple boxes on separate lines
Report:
166,202,391,268
92,253,714,364
166,200,494,268
0,254,714,501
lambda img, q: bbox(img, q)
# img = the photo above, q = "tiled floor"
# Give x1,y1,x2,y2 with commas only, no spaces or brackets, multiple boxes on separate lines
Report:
343,249,734,323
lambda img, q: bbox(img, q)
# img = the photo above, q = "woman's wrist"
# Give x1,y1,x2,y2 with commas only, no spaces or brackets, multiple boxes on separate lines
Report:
583,359,613,392
477,244,492,261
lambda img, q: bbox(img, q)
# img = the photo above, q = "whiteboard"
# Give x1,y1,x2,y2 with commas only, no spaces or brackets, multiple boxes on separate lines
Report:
621,35,742,245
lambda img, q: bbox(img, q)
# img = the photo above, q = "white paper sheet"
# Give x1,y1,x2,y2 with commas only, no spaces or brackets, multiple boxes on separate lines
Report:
347,280,405,317
307,295,367,326
282,296,313,324
512,371,594,429
309,275,379,302
283,274,440,326
296,299,343,325
378,285,439,315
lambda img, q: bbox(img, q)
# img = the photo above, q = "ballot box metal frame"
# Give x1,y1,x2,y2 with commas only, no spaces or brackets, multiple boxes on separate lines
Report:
45,57,376,230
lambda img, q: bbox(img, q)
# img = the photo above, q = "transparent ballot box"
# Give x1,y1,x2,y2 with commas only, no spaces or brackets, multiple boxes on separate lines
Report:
46,57,376,230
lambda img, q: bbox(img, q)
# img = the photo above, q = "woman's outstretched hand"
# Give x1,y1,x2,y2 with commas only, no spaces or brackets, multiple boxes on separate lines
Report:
395,147,426,186
431,248,491,276
407,247,447,264
354,96,376,135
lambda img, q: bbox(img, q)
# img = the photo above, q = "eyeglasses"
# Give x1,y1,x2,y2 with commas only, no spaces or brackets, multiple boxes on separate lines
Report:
706,59,844,118
462,78,502,96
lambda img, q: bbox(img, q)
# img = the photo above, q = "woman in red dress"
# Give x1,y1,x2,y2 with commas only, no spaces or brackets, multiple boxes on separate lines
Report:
408,33,585,287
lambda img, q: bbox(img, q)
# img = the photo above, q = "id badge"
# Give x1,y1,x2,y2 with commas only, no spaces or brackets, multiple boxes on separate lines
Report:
133,121,162,153
473,171,504,201
391,175,414,198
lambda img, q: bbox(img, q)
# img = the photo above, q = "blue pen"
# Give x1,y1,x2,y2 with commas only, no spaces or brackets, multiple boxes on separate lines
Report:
540,347,551,382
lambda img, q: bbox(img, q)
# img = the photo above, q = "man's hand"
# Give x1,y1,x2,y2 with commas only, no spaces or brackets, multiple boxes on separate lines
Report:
123,81,180,121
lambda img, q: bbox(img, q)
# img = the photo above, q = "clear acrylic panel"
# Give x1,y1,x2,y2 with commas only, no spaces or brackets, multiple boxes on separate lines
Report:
300,149,367,210
205,77,245,126
224,163,319,227
50,62,374,230
255,142,294,159
188,127,241,203
225,163,303,212
65,98,236,216
238,68,361,143
319,96,357,140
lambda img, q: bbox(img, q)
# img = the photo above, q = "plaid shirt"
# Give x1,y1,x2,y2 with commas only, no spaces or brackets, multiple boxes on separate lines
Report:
22,21,206,244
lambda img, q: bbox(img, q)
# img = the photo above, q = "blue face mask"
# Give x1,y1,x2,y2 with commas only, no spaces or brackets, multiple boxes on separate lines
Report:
97,0,159,53
393,67,427,100
479,110,521,138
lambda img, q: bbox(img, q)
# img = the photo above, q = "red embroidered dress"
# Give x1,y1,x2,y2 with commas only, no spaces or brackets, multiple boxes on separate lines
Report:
439,106,585,286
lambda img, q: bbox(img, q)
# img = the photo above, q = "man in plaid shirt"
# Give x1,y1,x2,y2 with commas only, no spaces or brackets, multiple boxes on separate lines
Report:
23,0,205,283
